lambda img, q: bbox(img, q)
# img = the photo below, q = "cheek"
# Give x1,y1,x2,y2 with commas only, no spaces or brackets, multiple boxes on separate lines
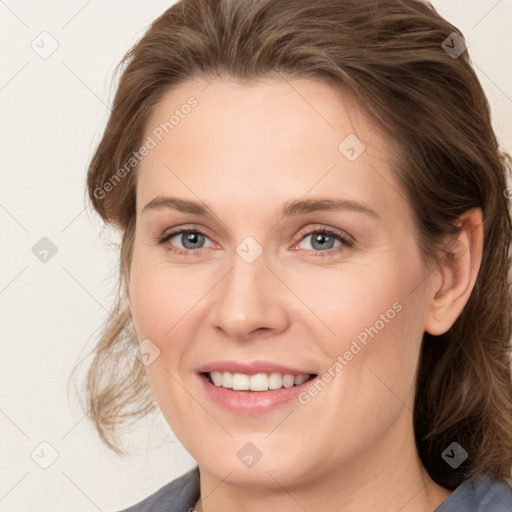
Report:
309,255,427,410
301,259,423,358
128,251,198,423
128,244,200,341
320,273,427,427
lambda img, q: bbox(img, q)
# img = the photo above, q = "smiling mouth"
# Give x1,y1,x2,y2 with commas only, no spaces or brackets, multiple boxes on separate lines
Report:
201,371,317,392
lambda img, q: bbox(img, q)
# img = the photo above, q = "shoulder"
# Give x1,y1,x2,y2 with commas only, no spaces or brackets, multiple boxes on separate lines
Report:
435,473,512,512
116,466,200,512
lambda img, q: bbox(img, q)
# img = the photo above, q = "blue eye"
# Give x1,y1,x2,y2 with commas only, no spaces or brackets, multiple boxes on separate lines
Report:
158,230,212,254
157,226,354,257
297,228,353,256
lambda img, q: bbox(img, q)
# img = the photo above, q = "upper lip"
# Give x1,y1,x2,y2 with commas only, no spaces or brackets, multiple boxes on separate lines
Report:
196,360,315,376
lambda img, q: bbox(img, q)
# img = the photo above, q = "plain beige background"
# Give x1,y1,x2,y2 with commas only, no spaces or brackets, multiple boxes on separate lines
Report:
0,1,511,511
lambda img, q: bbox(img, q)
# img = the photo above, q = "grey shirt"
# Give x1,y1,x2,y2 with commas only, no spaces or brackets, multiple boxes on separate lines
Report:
118,466,512,511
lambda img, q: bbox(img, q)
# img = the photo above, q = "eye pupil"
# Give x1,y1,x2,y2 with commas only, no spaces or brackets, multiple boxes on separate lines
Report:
183,232,203,249
311,232,334,250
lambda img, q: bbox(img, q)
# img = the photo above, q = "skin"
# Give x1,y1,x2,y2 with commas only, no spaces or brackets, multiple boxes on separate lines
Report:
126,76,483,512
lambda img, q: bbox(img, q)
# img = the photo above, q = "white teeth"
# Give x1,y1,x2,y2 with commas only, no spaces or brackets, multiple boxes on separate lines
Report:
207,371,311,391
294,374,309,386
283,374,295,388
268,372,283,389
221,371,233,388
249,373,268,391
232,373,250,390
211,371,223,386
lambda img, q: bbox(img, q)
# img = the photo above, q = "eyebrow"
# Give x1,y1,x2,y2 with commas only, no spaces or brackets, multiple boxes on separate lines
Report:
141,195,379,219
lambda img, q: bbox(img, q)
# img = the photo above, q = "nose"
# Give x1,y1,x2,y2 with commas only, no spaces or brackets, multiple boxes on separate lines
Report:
209,248,290,342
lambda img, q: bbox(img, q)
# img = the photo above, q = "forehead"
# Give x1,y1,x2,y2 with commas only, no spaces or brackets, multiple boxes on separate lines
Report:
136,76,408,223
144,75,377,148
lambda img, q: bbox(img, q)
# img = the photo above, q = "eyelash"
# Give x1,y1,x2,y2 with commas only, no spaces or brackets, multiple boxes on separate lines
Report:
156,226,354,258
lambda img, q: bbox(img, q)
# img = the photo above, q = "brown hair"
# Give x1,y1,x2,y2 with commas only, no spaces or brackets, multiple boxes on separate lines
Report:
72,0,512,491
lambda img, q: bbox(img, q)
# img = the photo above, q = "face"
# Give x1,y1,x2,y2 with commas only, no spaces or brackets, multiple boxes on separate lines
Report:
127,76,432,487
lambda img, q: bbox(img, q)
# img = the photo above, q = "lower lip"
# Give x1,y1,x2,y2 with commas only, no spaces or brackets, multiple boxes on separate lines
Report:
197,373,315,414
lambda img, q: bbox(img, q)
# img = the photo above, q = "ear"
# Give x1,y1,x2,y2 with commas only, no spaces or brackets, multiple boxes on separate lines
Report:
424,208,484,336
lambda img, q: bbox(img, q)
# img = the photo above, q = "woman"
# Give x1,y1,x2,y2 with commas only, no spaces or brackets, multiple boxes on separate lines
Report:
76,0,512,510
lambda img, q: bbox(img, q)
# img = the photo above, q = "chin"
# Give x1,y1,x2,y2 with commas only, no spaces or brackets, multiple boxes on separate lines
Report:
195,442,317,489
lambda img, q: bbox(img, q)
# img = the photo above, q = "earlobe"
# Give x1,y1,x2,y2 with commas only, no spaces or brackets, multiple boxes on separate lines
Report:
424,208,484,336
